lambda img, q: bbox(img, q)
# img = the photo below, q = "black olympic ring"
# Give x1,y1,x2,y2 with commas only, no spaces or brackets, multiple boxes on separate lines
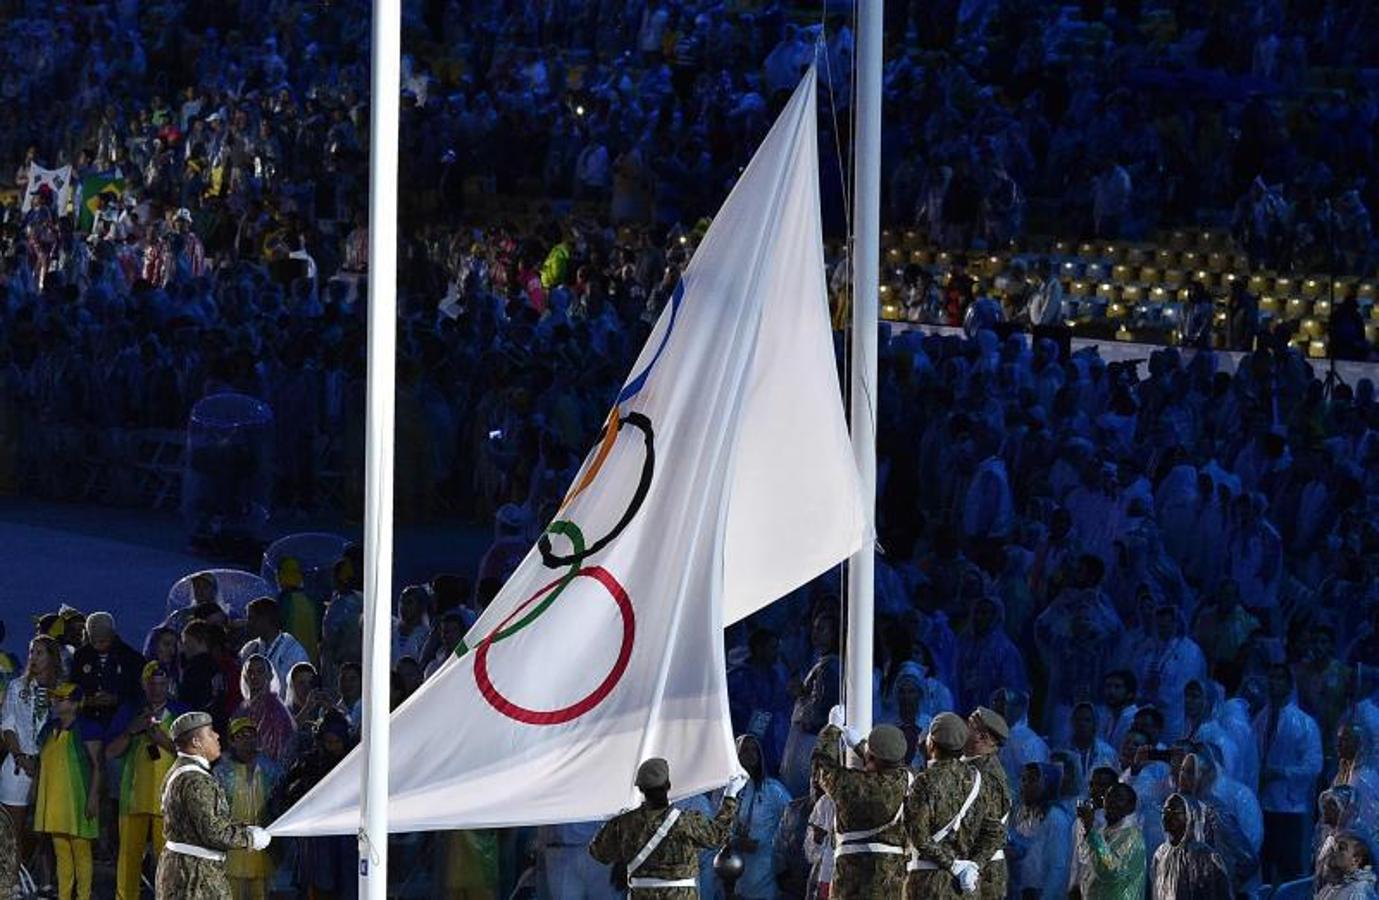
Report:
538,411,655,568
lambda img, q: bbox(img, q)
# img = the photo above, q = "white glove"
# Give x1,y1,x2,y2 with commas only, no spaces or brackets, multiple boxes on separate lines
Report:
724,772,750,799
841,725,865,749
950,859,980,894
827,704,847,729
248,826,272,851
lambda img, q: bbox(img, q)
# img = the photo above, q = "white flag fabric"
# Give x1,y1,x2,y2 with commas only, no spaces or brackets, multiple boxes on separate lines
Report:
269,68,865,836
21,164,74,214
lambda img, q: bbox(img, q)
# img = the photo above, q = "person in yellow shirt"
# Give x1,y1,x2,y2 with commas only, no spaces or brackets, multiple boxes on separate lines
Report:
213,718,282,900
34,682,103,900
275,557,320,666
104,662,186,900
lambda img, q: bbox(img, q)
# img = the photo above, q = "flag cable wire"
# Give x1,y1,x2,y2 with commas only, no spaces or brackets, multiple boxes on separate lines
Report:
821,0,868,724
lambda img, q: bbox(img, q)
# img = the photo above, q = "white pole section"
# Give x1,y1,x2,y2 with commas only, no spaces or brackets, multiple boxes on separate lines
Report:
846,0,883,737
359,1,400,897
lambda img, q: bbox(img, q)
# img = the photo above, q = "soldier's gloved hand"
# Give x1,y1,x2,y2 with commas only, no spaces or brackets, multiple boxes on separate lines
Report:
827,704,847,730
724,773,750,799
841,725,865,749
950,859,980,894
248,826,272,851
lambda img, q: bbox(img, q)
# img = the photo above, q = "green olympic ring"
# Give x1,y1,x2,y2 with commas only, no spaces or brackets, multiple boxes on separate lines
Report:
453,520,587,657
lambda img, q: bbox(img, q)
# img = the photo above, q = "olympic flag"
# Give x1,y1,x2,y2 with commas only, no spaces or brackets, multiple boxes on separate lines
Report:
268,68,865,834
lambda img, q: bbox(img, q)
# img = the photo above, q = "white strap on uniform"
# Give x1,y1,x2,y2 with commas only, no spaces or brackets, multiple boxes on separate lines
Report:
160,759,212,812
836,842,907,857
933,769,982,843
627,808,681,877
834,770,914,852
165,840,226,863
628,877,698,890
992,810,1014,860
907,767,983,872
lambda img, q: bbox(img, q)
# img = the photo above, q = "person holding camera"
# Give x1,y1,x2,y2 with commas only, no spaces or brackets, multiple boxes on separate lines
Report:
105,662,187,900
1073,783,1146,900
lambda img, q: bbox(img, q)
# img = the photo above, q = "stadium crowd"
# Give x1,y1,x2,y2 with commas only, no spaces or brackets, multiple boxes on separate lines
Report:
6,305,1379,899
4,0,1379,897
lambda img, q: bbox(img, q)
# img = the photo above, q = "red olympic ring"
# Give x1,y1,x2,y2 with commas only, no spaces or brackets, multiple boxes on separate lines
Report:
472,566,635,725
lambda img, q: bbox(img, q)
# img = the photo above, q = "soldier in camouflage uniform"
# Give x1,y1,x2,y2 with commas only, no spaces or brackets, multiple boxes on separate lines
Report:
964,706,1013,900
812,706,913,900
155,712,271,900
904,712,984,899
589,757,746,897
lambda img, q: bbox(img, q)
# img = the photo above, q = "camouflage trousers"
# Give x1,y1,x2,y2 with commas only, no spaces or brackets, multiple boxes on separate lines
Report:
830,852,907,900
978,859,1007,900
905,867,968,899
156,848,233,900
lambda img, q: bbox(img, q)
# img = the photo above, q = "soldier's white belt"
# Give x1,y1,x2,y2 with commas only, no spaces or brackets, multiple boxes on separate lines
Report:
165,841,226,863
835,841,907,857
628,876,698,889
907,858,941,872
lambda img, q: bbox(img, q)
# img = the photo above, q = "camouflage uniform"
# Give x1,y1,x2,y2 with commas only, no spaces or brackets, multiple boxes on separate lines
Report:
902,757,984,900
154,755,255,900
966,752,1011,900
588,797,737,897
811,723,912,900
0,804,15,897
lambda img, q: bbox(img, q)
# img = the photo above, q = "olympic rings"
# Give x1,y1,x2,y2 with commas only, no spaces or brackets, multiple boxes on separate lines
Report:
539,412,655,568
460,282,682,724
472,565,635,726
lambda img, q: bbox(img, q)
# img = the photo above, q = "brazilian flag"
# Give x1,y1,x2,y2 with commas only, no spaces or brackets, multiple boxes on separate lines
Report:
77,171,125,232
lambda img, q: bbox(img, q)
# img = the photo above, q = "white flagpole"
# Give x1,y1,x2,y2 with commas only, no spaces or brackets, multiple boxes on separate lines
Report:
359,1,400,897
846,0,883,736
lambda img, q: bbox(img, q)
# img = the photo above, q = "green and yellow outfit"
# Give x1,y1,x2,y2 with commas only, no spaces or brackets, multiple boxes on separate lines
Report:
34,716,102,900
109,701,185,900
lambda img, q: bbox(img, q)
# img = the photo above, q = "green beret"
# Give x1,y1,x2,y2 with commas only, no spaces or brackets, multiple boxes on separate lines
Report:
170,711,214,743
866,724,908,765
928,712,969,753
971,706,1010,744
635,757,670,790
